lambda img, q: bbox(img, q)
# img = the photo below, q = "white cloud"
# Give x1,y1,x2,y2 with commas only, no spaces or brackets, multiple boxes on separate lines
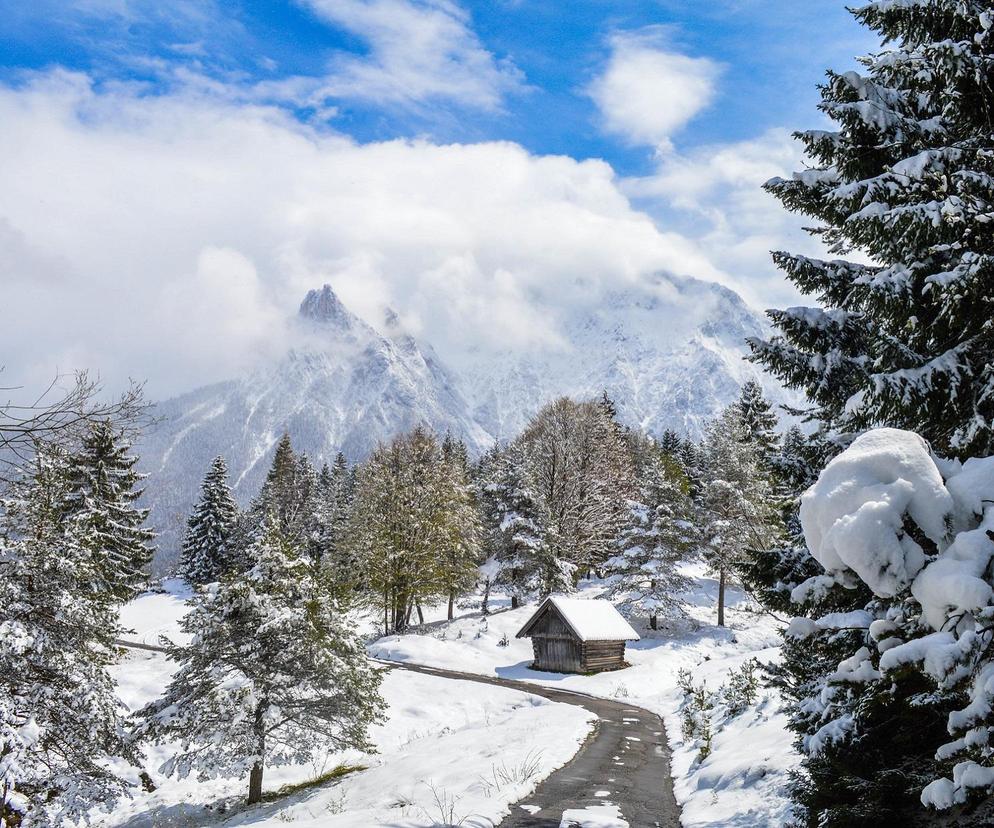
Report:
588,27,721,148
624,128,823,309
293,0,523,110
1,70,736,400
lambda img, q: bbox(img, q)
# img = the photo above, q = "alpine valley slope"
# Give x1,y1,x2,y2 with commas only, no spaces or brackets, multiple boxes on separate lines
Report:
138,277,784,571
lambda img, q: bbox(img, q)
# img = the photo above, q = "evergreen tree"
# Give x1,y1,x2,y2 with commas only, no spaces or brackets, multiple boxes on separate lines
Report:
179,455,239,586
736,380,779,463
609,445,694,630
735,426,827,615
1,448,136,825
658,429,684,457
746,4,994,823
748,2,994,460
699,407,781,626
61,420,154,603
476,442,553,607
232,434,313,568
139,513,383,805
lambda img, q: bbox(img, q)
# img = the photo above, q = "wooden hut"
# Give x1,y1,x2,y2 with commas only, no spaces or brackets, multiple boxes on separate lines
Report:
516,596,639,674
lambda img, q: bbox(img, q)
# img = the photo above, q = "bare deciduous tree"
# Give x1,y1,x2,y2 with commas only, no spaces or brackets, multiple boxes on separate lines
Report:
0,369,150,477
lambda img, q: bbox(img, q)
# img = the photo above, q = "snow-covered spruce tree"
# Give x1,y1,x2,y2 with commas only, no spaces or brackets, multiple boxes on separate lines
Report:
735,425,828,615
783,429,994,826
61,420,154,603
138,513,383,805
307,455,360,601
737,380,780,464
231,434,314,568
179,455,239,586
749,2,994,460
475,442,552,608
698,406,781,626
608,438,694,630
1,448,136,826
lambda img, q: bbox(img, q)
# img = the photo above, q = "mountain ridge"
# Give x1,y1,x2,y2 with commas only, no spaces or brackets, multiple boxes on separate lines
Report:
138,276,786,571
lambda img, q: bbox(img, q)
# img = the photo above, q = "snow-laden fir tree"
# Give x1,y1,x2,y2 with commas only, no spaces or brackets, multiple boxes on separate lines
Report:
608,438,694,630
746,4,994,823
307,454,359,601
61,420,154,603
699,406,781,626
179,455,239,586
749,2,994,460
230,434,315,568
139,512,383,805
737,381,779,464
1,447,136,826
476,442,553,608
735,425,827,615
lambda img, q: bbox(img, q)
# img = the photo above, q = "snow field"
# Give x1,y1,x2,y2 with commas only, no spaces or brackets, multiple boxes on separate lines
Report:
370,568,801,827
101,589,595,827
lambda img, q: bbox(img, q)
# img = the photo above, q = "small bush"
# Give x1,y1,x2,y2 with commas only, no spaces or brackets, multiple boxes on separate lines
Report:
723,659,760,716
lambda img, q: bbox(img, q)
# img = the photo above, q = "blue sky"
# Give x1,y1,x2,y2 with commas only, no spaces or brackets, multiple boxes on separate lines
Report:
0,1,877,396
1,0,871,175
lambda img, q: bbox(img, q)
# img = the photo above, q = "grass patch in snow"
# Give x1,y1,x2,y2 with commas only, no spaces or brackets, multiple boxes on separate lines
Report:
259,763,367,803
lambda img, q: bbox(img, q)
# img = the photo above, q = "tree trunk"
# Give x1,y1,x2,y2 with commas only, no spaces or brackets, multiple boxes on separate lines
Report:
247,701,266,804
383,587,389,637
649,614,657,631
717,566,726,627
416,600,424,625
511,595,519,609
447,589,455,621
248,762,264,805
481,581,490,616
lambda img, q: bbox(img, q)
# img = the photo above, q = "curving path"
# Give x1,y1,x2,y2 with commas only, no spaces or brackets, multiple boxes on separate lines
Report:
376,660,681,828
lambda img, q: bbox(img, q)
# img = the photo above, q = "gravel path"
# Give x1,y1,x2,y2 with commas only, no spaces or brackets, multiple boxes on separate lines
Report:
377,660,682,828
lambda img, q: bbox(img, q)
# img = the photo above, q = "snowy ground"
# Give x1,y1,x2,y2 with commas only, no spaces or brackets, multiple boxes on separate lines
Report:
371,566,801,828
99,567,800,827
100,587,595,828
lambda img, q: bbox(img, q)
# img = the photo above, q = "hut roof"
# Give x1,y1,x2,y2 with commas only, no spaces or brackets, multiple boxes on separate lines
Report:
516,596,640,642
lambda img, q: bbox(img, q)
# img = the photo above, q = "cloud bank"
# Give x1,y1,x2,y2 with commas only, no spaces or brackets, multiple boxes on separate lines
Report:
1,70,755,400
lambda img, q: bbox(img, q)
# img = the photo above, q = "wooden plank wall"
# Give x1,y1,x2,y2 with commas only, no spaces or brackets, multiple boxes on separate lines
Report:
580,641,626,672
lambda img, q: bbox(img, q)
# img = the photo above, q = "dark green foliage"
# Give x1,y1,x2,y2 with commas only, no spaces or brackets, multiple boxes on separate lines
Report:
61,420,155,603
179,455,239,586
749,2,994,460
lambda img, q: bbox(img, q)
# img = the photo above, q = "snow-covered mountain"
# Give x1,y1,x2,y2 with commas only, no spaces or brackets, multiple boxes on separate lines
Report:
138,285,491,566
139,277,785,570
461,272,780,440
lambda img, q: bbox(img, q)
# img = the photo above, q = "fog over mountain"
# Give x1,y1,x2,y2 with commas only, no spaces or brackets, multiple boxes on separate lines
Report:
138,277,786,570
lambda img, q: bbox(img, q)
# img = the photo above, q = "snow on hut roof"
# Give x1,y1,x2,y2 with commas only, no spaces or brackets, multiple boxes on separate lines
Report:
517,596,640,642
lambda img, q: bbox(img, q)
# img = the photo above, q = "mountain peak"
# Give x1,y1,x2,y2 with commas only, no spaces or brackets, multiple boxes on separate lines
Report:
299,284,353,328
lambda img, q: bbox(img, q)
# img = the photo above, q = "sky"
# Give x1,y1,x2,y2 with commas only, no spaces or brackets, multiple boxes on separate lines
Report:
0,0,876,398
